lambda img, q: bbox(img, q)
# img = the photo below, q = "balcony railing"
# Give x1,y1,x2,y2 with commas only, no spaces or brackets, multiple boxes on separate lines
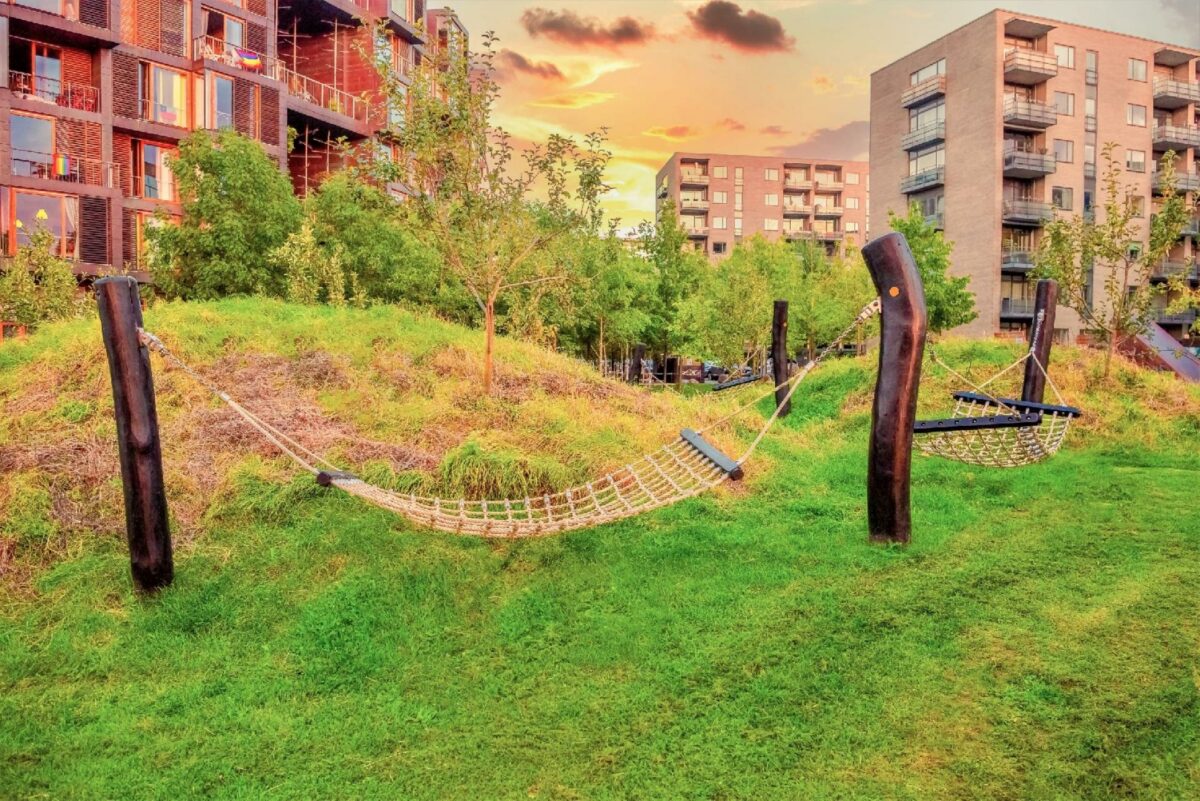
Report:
10,149,117,188
1003,97,1057,129
137,97,188,127
194,36,280,81
8,70,99,112
1153,77,1200,109
782,228,812,238
813,204,844,216
131,172,176,202
1155,170,1200,193
280,65,372,124
902,122,945,151
900,74,946,108
1001,248,1036,271
1153,308,1198,325
1003,148,1056,178
684,226,709,237
783,203,812,216
1002,198,1054,225
1152,123,1200,151
1151,260,1198,280
680,171,709,186
815,177,844,190
901,166,945,194
783,176,811,190
1001,297,1037,317
679,198,709,212
1003,48,1058,84
814,229,844,241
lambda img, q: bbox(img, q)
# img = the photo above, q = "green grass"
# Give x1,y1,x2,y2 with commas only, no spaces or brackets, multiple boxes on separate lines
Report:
2,302,1200,800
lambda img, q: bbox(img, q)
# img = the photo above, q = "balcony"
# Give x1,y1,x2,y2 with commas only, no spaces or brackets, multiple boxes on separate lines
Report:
1002,198,1054,226
815,177,844,191
782,202,811,217
680,171,709,187
1003,98,1057,130
1001,297,1037,318
193,36,280,82
1153,213,1200,238
1153,77,1200,110
1155,170,1200,194
1153,308,1198,325
136,98,189,128
1152,124,1200,151
902,122,945,151
783,176,812,191
1003,148,1056,179
1150,260,1199,282
679,197,709,213
281,66,372,126
1001,248,1036,272
924,212,944,230
813,204,844,217
131,172,176,202
8,71,99,113
2,0,119,46
783,228,813,240
1003,48,1058,85
901,166,945,194
685,226,709,238
10,149,117,188
814,229,844,241
900,74,946,108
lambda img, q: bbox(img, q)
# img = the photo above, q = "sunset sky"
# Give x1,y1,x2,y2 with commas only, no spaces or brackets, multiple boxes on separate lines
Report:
446,0,1200,228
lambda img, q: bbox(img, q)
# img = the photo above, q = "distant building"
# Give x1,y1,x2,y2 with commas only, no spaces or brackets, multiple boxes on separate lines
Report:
654,153,870,260
871,8,1199,341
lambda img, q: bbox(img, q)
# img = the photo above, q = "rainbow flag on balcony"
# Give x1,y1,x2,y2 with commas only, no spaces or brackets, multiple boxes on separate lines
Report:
236,49,263,70
52,153,73,178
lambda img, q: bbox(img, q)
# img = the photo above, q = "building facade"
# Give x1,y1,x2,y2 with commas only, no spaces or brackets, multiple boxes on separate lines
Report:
655,153,869,260
0,0,449,280
871,9,1200,341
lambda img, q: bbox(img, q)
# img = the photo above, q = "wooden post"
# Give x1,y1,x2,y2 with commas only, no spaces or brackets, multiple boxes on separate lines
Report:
628,343,646,383
96,276,173,592
1021,279,1058,404
771,299,791,416
861,233,928,545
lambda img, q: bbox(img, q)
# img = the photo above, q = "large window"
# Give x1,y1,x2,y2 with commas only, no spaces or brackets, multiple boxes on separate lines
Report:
908,143,944,176
1054,44,1075,69
763,218,779,231
847,197,860,210
713,165,727,179
910,98,945,131
910,58,945,85
141,63,187,125
1126,104,1146,127
14,0,68,17
764,193,778,206
1053,139,1074,163
1054,92,1075,116
1128,58,1147,81
1126,149,1146,173
203,8,245,47
213,75,234,129
9,189,78,258
9,113,55,177
764,168,779,181
1051,186,1073,210
134,141,176,200
712,191,727,204
9,40,62,101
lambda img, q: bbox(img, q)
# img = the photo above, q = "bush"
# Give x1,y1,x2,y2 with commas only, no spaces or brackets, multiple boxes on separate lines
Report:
0,223,82,329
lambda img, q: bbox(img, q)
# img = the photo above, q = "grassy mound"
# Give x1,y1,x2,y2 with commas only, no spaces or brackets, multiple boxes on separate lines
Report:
2,301,1199,800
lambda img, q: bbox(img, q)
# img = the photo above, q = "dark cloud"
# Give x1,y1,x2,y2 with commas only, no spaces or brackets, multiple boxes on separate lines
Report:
759,125,789,136
687,1,795,53
768,120,869,160
716,117,745,131
521,8,656,48
496,49,565,81
1159,0,1200,46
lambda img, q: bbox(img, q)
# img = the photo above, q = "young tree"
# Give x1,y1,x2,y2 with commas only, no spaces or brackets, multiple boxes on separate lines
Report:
1036,145,1190,377
367,30,611,394
779,239,875,360
0,220,80,329
674,236,774,368
147,128,302,299
636,200,707,360
888,204,976,333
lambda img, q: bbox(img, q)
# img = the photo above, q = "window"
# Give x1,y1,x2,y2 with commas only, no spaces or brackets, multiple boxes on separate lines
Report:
1051,186,1073,210
213,75,234,129
846,172,860,185
909,58,945,85
1128,58,1147,81
734,192,743,212
908,143,945,175
763,218,779,231
1054,44,1074,69
909,99,945,132
1126,104,1146,127
8,189,78,258
712,242,728,255
1085,96,1096,118
713,191,727,204
134,141,176,200
764,193,779,206
1126,149,1146,173
1084,143,1096,164
9,113,55,177
9,40,63,103
713,165,727,179
135,211,176,266
846,197,860,209
141,63,187,125
1054,92,1074,115
764,168,779,181
734,218,743,234
1128,195,1146,217
204,8,246,48
734,167,743,183
1053,139,1074,163
847,222,860,233
712,216,728,229
1086,50,1098,70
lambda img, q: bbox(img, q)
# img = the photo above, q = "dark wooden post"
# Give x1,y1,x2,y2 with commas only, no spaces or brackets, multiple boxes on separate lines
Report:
628,343,646,383
861,233,928,545
1021,279,1058,404
771,299,791,416
669,355,683,389
96,276,173,592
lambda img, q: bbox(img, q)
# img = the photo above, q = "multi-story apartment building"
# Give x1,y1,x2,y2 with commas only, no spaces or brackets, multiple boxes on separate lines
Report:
871,9,1200,341
0,0,449,280
655,153,869,260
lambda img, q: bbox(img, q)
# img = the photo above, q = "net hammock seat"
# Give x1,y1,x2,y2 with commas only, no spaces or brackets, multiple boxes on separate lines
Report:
912,338,1081,468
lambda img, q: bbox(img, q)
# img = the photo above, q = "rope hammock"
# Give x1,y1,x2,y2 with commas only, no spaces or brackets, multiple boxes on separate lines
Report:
135,300,882,538
914,311,1080,468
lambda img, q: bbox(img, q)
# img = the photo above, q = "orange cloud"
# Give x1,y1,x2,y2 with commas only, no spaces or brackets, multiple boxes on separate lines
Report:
529,91,616,109
759,125,789,136
643,125,700,142
716,117,746,131
811,72,836,93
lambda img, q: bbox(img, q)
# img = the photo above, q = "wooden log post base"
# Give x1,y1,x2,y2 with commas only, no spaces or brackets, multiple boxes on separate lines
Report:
628,343,646,384
771,300,791,417
1021,279,1059,405
96,276,173,592
861,233,928,545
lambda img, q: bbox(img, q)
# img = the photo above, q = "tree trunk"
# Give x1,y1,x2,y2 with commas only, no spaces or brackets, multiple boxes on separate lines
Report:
598,317,605,376
1104,334,1115,379
484,298,496,394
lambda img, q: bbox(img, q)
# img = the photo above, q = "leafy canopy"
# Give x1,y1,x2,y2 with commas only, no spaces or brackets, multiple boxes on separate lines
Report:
888,204,976,333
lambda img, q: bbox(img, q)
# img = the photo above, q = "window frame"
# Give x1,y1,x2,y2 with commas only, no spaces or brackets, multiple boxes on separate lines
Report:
8,187,78,258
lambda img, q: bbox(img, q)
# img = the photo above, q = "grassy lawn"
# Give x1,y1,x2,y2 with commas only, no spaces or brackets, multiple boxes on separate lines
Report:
2,302,1199,800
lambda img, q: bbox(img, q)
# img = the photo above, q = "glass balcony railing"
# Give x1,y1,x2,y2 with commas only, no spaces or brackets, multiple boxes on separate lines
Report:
902,122,945,151
1003,48,1058,84
1001,297,1037,317
900,166,945,194
900,74,946,108
1152,124,1200,150
1003,97,1057,129
137,98,188,127
1002,198,1054,224
680,171,710,185
1153,77,1200,108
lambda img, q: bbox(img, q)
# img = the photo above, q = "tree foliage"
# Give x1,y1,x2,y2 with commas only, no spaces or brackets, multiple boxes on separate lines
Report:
636,201,707,358
888,204,976,333
1035,145,1191,376
0,223,81,329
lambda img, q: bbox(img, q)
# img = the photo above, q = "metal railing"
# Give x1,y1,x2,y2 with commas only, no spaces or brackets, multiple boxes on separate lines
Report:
1003,97,1057,127
8,70,99,112
783,175,811,188
280,65,372,123
131,171,176,201
1153,308,1198,325
1001,297,1037,316
782,203,812,215
1155,170,1200,193
1003,48,1058,80
680,171,709,185
10,149,117,188
137,97,188,127
1001,248,1035,269
813,229,843,240
679,198,709,211
902,122,945,150
813,204,844,216
1002,198,1054,223
1152,260,1197,280
193,36,280,80
1003,148,1056,175
1153,77,1200,105
900,74,946,107
684,226,709,236
1152,123,1200,149
900,166,944,194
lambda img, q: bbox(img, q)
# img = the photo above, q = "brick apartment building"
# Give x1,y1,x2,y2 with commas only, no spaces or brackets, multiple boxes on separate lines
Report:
654,153,869,260
871,9,1199,342
0,0,461,280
